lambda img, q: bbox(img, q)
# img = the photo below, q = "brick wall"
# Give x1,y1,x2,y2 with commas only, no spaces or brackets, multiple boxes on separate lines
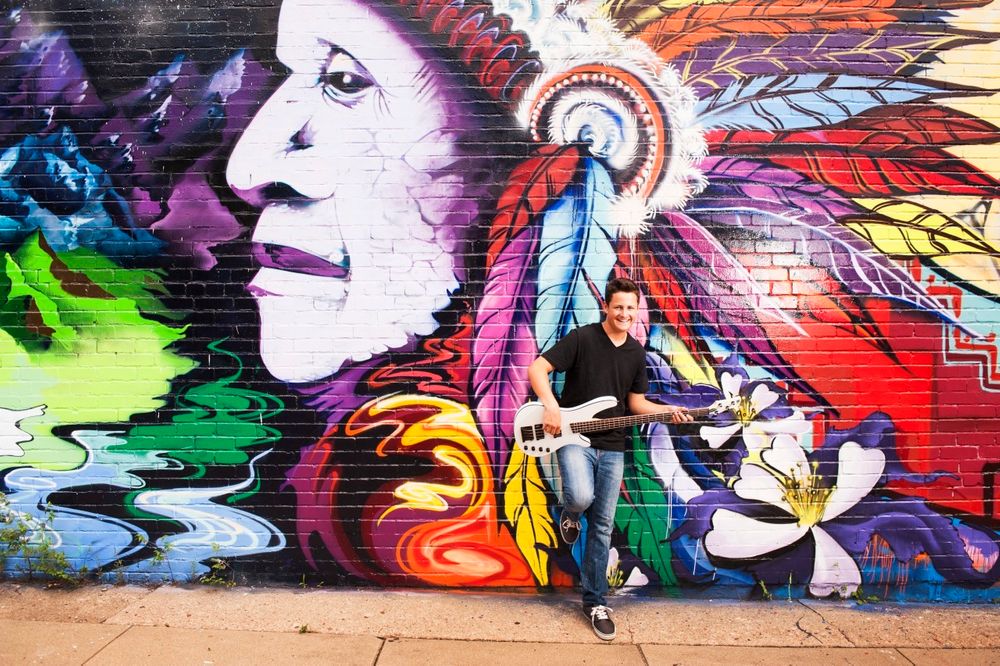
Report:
1,0,998,601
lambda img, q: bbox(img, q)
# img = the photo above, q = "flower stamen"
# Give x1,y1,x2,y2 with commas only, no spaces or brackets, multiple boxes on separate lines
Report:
778,462,834,528
735,395,758,425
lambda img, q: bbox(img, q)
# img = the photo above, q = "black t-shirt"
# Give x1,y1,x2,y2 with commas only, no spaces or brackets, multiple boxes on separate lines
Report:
541,322,649,451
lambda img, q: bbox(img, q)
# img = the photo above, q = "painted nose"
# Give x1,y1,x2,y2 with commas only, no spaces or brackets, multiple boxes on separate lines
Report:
227,79,333,207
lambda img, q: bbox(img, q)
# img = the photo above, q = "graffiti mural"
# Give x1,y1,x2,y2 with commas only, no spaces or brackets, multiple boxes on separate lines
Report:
1,0,999,601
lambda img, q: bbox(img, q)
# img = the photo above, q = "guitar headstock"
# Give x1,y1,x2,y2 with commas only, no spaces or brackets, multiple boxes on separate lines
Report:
707,395,742,417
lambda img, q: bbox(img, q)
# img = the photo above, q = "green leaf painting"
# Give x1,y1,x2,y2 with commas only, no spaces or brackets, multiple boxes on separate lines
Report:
120,340,284,483
614,428,677,586
0,233,193,472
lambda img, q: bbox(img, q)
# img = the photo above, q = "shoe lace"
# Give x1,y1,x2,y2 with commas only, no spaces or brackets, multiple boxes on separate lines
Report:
590,605,612,621
561,517,579,530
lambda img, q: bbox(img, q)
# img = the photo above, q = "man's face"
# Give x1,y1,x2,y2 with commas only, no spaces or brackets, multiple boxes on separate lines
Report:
226,0,480,383
603,291,639,335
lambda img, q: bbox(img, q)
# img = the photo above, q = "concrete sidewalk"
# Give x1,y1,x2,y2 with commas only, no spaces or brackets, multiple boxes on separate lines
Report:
1,583,997,665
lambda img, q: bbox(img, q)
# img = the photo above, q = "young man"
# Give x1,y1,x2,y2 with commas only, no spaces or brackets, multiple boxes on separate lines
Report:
527,277,692,641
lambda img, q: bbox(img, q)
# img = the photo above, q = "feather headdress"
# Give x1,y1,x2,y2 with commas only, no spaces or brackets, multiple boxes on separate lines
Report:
389,0,1000,453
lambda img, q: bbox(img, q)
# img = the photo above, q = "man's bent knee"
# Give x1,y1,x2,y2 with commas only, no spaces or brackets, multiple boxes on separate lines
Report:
562,493,595,515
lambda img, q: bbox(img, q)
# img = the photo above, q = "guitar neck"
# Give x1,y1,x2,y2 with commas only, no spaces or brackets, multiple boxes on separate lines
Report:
572,405,712,434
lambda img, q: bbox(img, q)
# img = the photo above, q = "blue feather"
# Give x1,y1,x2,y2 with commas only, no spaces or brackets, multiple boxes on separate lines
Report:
695,73,948,131
534,158,617,358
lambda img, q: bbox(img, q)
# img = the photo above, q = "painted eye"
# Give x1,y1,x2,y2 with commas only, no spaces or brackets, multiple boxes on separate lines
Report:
322,70,374,97
320,50,376,105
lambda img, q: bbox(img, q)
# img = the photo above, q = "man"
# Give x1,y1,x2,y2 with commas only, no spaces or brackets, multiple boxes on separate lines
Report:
528,277,692,641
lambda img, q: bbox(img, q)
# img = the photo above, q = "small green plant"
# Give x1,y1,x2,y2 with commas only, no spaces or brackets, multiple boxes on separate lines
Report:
198,549,236,588
0,493,81,585
298,624,311,634
757,579,773,601
110,559,126,585
150,541,173,565
850,586,880,605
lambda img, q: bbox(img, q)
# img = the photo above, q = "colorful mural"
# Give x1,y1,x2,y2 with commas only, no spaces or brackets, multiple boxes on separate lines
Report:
1,0,999,601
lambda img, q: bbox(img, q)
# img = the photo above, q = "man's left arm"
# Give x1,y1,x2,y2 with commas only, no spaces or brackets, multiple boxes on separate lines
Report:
627,393,693,424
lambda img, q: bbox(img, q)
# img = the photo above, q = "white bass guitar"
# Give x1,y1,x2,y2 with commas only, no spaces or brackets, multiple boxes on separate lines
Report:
513,395,740,458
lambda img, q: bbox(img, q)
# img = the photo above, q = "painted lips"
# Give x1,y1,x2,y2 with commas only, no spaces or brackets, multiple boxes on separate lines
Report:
252,242,350,279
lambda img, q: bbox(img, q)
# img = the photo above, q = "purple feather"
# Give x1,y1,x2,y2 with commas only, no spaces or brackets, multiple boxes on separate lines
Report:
473,228,540,468
690,156,971,333
697,156,859,218
683,29,991,99
647,211,818,397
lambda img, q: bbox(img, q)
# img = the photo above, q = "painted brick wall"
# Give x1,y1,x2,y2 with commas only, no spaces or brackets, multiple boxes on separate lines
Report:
1,0,998,601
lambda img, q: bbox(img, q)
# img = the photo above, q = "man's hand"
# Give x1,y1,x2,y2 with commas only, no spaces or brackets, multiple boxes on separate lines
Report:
529,356,563,436
542,402,562,437
666,404,693,424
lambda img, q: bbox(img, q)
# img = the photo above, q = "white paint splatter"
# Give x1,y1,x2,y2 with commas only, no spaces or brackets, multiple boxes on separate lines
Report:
0,404,45,457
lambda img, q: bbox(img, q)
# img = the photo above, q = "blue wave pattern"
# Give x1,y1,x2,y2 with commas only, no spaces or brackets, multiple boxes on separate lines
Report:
3,431,284,582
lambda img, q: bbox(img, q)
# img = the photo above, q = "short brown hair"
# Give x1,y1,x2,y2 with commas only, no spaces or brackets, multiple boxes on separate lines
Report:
605,277,640,303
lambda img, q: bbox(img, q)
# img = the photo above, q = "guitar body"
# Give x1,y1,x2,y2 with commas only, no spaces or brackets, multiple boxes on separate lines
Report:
513,396,618,458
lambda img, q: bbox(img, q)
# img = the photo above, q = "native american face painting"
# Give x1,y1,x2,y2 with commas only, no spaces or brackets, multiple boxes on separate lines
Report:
227,0,497,383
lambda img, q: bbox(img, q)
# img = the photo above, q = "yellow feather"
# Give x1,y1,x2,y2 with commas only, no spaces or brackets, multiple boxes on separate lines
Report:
503,447,557,585
847,198,1000,258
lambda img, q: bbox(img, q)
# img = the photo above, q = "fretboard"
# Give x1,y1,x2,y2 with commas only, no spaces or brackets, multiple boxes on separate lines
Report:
570,405,713,434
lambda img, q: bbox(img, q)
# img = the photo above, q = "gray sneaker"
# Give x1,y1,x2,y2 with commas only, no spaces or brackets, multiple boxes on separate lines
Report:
586,605,615,641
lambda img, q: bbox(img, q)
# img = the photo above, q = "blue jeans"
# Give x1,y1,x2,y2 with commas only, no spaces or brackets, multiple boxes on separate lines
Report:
557,444,624,608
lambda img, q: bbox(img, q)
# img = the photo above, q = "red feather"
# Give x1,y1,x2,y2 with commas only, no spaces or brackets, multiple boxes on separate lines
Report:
630,0,992,61
620,237,703,357
642,266,700,349
486,144,580,268
773,148,1000,197
707,128,1000,197
636,0,904,61
842,105,1000,146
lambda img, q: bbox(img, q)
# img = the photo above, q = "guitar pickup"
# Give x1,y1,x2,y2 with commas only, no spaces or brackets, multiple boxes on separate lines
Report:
520,424,546,442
